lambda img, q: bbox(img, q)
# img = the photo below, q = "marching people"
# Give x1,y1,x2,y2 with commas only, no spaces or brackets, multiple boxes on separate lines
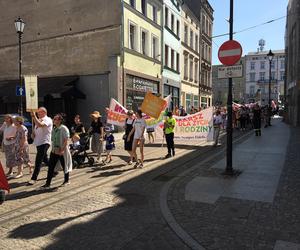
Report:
0,114,17,177
164,111,176,158
89,111,104,163
128,110,146,168
213,110,223,146
70,114,85,137
253,103,262,136
103,126,115,164
41,114,72,189
13,116,33,178
123,110,135,165
27,107,53,185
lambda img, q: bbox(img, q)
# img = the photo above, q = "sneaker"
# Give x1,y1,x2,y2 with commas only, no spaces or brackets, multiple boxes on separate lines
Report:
165,154,171,159
40,184,50,190
27,180,37,186
61,181,70,187
133,162,140,169
14,174,23,179
127,160,133,165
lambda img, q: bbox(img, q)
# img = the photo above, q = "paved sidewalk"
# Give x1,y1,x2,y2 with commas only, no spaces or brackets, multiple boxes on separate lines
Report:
163,118,300,250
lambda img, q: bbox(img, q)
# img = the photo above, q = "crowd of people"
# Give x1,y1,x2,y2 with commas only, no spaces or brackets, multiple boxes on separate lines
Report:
0,102,276,191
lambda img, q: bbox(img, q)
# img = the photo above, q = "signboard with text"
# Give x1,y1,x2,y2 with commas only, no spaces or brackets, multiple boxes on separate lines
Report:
24,75,38,111
217,65,243,79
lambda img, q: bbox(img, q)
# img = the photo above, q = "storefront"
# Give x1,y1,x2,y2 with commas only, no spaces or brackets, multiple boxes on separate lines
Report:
163,84,180,111
126,74,159,111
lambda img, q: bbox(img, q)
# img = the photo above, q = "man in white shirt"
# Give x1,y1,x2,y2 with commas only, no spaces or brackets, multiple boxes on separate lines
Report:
213,110,223,146
27,107,53,185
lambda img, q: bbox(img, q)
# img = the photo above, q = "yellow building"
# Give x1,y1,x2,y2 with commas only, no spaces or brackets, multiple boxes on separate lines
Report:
122,0,163,111
180,4,201,113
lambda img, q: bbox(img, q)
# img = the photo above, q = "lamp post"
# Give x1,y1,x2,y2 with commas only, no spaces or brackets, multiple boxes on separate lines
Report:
14,17,25,116
267,49,274,107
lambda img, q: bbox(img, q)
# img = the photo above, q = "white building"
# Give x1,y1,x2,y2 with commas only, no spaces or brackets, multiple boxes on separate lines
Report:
244,50,285,105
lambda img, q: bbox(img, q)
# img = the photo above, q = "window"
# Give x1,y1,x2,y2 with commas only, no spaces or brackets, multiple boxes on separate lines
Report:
250,86,255,95
260,61,265,70
184,24,188,43
202,14,205,32
186,94,191,113
280,71,285,81
141,0,146,15
195,61,198,83
189,57,193,80
208,22,212,36
141,30,148,55
152,5,157,23
208,47,211,62
271,71,275,80
176,53,180,72
250,62,255,70
171,14,174,31
280,60,285,69
271,61,275,69
202,42,204,58
152,36,158,59
171,49,174,69
195,35,198,52
129,0,135,7
193,95,199,109
184,55,188,79
129,23,136,50
259,72,265,81
250,72,255,82
165,45,169,66
176,20,180,36
165,7,169,27
190,30,193,49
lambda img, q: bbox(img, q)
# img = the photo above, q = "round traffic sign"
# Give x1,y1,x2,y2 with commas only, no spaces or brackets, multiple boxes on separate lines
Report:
218,40,242,66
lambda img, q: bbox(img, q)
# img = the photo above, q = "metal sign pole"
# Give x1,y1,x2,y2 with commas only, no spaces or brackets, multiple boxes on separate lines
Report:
226,0,234,173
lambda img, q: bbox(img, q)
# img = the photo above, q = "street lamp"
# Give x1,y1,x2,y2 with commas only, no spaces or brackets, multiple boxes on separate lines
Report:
14,17,25,116
267,49,274,107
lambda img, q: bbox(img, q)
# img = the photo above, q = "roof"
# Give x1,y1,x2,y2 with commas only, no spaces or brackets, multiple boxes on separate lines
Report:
247,50,285,56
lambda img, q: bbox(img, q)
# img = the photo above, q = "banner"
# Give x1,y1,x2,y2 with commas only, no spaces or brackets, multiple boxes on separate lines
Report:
155,107,214,141
24,75,38,111
0,162,9,193
141,92,167,119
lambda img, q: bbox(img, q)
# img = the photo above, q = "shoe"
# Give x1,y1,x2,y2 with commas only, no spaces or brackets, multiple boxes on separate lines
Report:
133,162,140,169
27,180,37,186
53,171,59,177
172,151,175,157
5,172,14,177
165,154,171,159
139,163,143,168
127,160,133,165
40,184,50,190
61,181,70,187
14,174,23,179
107,159,112,163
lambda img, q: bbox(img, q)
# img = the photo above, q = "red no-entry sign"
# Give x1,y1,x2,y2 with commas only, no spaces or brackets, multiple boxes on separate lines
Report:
218,40,242,66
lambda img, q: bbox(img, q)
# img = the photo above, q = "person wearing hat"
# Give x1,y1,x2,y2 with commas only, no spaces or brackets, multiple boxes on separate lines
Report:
13,116,34,178
89,111,104,163
123,110,135,164
164,111,176,158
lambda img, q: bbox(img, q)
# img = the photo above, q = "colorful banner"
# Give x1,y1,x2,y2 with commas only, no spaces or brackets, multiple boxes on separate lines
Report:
155,107,214,141
141,92,167,119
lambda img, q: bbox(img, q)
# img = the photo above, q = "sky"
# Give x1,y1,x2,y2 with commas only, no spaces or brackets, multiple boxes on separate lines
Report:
210,0,289,65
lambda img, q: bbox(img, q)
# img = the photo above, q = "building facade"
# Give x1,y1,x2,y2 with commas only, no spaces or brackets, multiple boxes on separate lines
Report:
199,0,213,108
162,0,181,111
180,3,201,113
123,0,163,111
212,59,245,106
285,0,300,126
244,50,285,106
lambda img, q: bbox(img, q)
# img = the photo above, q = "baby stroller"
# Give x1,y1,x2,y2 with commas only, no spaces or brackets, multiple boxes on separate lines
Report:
70,133,95,168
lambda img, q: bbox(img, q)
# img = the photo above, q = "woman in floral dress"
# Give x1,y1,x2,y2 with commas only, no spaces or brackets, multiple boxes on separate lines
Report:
14,116,33,178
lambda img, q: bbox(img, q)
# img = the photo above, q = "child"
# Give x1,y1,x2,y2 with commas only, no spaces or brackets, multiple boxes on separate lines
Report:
104,127,115,163
70,133,81,156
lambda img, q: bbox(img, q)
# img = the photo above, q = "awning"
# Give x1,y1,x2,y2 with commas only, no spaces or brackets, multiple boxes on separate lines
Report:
0,76,86,102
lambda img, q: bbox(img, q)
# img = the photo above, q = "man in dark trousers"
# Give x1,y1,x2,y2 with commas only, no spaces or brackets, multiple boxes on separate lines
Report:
164,112,176,158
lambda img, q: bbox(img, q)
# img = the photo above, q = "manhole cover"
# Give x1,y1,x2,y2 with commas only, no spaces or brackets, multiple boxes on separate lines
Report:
113,193,148,207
